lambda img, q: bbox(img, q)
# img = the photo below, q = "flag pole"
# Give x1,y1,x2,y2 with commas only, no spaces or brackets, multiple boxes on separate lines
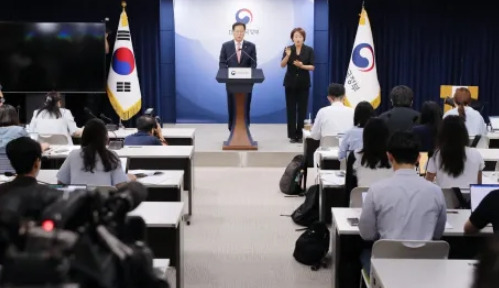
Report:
121,1,127,10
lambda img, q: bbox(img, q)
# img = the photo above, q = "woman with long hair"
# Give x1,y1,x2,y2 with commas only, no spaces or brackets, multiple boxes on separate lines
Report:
28,91,82,144
345,118,392,194
57,119,133,187
443,87,486,137
412,101,442,156
426,115,484,188
338,101,374,160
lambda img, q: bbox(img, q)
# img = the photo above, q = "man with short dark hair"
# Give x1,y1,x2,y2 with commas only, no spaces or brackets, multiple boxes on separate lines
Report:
379,85,420,135
310,83,354,140
358,131,446,272
0,137,61,218
123,116,167,146
219,22,257,130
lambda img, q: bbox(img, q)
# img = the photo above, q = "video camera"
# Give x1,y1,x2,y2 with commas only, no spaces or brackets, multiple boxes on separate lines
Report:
0,182,169,288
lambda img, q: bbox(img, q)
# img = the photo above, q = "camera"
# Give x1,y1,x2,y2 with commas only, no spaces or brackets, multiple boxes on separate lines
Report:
0,183,169,288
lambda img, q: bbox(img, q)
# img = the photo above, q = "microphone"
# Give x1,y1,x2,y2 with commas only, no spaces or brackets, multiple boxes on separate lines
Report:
239,48,257,67
99,113,113,124
84,107,98,119
224,49,240,67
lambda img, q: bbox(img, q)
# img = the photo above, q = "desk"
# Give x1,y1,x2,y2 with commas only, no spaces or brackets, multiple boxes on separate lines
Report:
129,202,184,288
35,170,184,203
42,146,194,223
370,259,475,288
331,208,493,288
72,128,195,146
318,170,346,223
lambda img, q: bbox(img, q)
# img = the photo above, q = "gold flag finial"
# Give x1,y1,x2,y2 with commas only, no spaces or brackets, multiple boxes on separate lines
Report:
121,1,127,10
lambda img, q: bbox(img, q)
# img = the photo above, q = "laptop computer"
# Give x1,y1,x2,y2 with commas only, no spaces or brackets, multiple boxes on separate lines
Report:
49,184,87,193
470,184,499,212
120,157,129,173
489,116,499,131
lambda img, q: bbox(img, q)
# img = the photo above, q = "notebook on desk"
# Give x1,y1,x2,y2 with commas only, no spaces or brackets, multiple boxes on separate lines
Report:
470,184,499,212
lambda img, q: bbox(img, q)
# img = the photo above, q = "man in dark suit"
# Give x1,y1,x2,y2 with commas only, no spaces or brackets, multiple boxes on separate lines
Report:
379,85,420,135
219,22,257,130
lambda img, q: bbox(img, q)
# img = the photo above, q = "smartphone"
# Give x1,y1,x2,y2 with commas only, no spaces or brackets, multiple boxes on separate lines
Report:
347,217,359,226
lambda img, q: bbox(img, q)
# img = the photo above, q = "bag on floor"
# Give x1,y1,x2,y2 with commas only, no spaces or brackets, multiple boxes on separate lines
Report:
293,221,330,270
291,184,319,226
279,154,305,195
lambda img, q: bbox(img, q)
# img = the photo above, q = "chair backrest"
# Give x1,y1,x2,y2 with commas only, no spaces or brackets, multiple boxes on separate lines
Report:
38,134,69,145
350,186,369,207
371,239,450,260
441,188,461,209
320,135,339,149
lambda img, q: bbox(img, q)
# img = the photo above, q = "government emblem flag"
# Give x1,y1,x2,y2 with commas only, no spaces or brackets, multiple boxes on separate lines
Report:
107,2,141,120
344,7,380,108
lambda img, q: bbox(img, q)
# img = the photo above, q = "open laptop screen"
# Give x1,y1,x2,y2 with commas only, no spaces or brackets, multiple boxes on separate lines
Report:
470,184,499,212
49,184,87,193
120,157,129,173
489,116,499,131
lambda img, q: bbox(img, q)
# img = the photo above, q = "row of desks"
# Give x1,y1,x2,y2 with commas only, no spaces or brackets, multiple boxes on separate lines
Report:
331,207,492,288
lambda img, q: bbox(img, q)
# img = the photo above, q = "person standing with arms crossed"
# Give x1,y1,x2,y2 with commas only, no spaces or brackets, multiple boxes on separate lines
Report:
281,28,315,143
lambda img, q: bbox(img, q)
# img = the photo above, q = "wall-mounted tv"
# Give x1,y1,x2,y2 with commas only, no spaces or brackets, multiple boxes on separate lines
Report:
0,22,106,93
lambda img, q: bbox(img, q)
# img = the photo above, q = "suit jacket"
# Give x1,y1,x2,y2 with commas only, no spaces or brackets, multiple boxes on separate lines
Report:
379,107,420,135
219,40,257,68
282,44,315,88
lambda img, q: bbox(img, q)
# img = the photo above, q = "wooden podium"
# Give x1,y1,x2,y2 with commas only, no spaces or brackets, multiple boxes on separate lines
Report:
216,68,264,150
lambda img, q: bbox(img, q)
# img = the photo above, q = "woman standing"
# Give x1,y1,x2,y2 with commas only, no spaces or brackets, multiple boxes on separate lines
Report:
281,27,315,143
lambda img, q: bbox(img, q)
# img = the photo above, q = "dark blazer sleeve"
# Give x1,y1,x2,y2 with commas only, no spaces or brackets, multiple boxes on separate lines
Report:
308,46,315,66
250,42,257,68
219,42,228,68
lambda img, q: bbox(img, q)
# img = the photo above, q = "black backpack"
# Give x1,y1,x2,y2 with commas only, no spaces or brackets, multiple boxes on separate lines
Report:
291,184,319,226
293,221,330,270
279,154,305,195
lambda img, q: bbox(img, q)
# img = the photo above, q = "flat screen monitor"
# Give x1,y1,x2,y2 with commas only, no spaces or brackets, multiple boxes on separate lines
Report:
470,184,499,212
0,22,106,93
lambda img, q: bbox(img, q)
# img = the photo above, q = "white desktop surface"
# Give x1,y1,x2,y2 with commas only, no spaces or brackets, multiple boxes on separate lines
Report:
332,208,494,236
476,148,499,161
316,149,339,160
44,145,194,159
129,202,184,228
371,259,475,288
319,170,345,186
109,128,195,139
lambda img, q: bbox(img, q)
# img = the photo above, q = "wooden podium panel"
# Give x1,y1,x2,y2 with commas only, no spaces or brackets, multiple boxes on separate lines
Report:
223,93,257,150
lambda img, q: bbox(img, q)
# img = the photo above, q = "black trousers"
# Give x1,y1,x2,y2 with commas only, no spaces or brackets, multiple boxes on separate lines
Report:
227,92,252,130
285,86,309,139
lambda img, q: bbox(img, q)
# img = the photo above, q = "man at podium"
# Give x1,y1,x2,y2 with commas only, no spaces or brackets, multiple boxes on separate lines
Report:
219,22,257,131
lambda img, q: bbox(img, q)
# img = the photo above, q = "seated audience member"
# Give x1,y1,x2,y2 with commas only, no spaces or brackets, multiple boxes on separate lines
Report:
28,91,82,144
379,85,420,135
359,131,447,273
124,115,167,146
426,115,484,188
310,83,354,140
338,101,374,160
0,137,61,216
57,119,135,187
471,237,499,288
444,87,486,137
345,118,392,195
464,190,499,234
0,105,48,174
412,101,442,157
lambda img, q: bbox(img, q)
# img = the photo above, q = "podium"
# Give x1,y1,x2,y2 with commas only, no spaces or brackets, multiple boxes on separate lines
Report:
216,68,265,150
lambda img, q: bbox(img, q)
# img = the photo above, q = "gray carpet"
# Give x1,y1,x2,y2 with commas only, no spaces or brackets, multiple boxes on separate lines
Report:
183,167,330,288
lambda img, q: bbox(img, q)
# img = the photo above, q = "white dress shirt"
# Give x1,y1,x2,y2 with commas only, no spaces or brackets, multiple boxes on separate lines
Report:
28,108,78,145
443,106,486,136
310,102,354,140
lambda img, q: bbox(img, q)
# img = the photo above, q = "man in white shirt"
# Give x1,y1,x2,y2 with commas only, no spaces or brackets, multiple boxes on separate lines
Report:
310,83,354,141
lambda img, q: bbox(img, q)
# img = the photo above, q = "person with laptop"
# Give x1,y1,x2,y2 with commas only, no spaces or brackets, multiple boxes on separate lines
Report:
425,115,484,188
123,115,167,146
464,188,499,234
0,137,61,214
443,87,486,137
358,131,447,273
57,119,136,188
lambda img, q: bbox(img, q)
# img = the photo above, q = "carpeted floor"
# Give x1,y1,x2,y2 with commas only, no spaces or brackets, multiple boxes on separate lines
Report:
182,167,330,288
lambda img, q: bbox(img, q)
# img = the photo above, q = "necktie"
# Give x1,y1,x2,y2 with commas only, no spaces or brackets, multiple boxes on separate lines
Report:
237,42,241,63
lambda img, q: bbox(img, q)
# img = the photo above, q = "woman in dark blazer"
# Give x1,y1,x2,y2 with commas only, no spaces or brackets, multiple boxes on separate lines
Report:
281,27,315,143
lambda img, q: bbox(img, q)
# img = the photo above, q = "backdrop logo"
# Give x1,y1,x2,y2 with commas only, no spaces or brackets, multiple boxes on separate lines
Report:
352,43,375,72
235,8,253,24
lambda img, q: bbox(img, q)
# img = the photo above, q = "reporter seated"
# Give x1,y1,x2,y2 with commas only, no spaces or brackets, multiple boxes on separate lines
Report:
124,115,167,146
464,190,499,234
0,137,61,214
57,119,135,188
